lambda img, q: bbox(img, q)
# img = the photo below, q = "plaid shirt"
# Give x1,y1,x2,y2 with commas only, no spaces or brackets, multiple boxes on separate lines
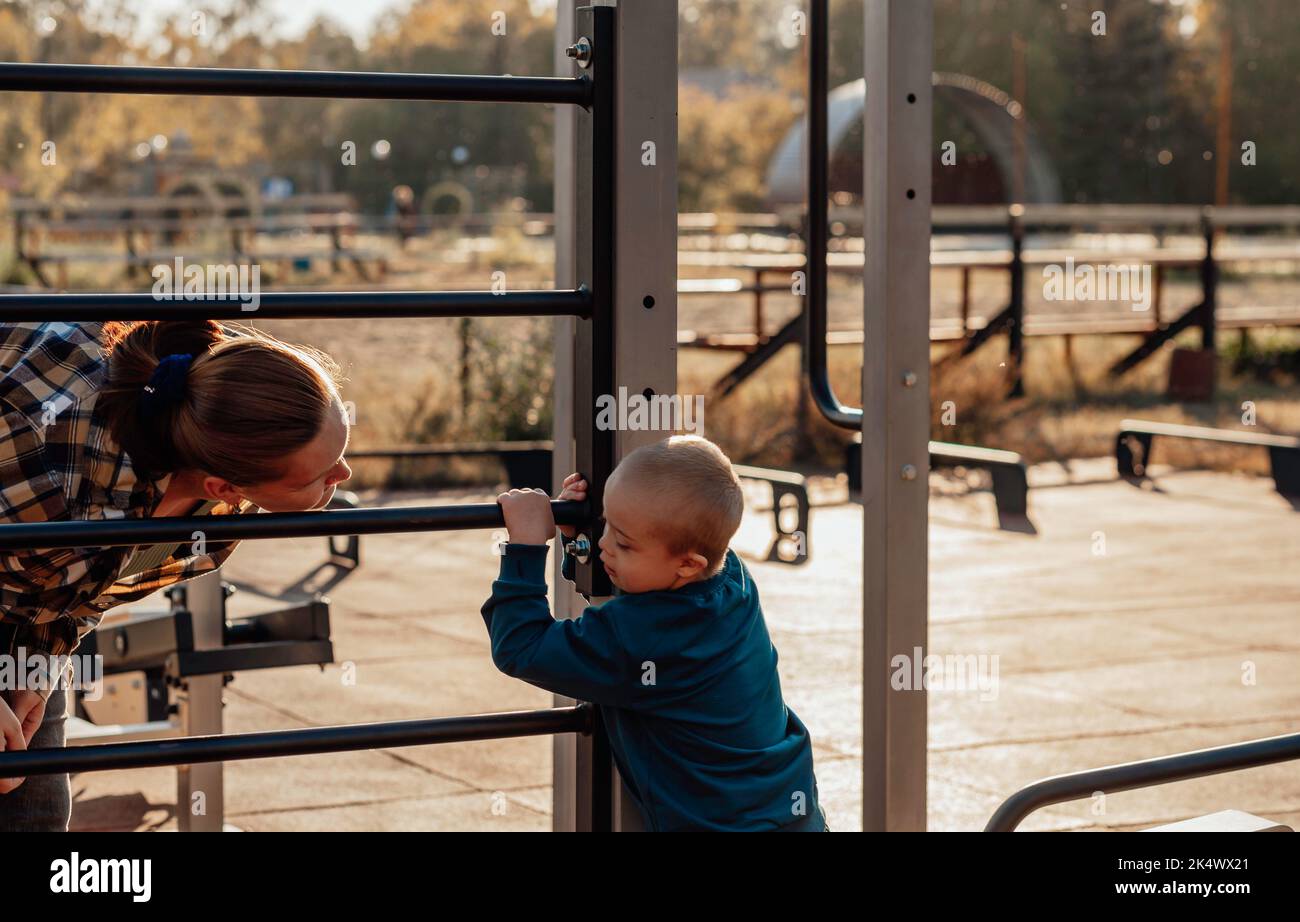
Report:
0,322,251,676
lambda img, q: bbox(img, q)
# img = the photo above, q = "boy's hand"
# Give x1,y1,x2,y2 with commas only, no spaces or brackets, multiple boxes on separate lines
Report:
496,488,557,546
555,473,587,539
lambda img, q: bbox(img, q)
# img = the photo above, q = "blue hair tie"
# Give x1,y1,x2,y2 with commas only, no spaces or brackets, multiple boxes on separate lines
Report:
139,353,194,422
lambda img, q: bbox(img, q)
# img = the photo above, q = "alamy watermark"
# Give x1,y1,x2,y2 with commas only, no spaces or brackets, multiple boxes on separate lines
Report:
49,853,151,902
0,648,103,700
595,386,705,434
890,646,1000,701
152,256,261,312
1042,258,1152,312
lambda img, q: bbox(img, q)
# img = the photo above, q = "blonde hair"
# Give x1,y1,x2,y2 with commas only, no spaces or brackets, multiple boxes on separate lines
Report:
97,320,345,485
612,435,743,572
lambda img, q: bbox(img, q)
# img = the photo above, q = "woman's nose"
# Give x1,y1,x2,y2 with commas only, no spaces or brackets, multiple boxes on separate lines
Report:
329,460,352,485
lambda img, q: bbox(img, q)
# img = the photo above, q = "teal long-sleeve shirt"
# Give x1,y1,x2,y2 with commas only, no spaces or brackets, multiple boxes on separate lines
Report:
480,542,825,832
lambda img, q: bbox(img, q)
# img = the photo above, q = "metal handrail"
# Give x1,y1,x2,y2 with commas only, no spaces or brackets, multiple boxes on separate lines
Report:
805,0,863,430
0,61,591,107
0,288,593,322
0,705,593,776
0,500,589,550
985,730,1300,831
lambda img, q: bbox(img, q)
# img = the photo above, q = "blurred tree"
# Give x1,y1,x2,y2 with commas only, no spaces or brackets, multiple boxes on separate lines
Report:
333,0,555,211
679,82,799,212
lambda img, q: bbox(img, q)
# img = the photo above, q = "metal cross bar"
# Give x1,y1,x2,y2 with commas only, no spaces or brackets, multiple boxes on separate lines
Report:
0,705,594,777
0,500,589,550
0,62,592,107
0,288,593,322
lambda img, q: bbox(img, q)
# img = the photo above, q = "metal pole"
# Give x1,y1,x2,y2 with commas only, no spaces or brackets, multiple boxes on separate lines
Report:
862,0,931,831
0,500,589,550
551,0,585,835
568,1,617,833
603,0,677,833
0,62,590,106
0,706,593,776
1201,210,1218,351
0,288,592,322
176,571,225,831
807,0,862,430
1008,209,1025,397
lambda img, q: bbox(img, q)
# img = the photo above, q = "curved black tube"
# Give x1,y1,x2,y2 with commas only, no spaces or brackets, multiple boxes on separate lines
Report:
805,0,863,430
985,730,1300,831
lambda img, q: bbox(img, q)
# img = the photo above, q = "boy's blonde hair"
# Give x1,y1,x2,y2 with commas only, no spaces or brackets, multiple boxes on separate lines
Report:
611,435,743,572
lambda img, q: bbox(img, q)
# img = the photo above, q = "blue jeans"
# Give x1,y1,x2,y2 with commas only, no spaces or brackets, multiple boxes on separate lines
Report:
0,687,71,832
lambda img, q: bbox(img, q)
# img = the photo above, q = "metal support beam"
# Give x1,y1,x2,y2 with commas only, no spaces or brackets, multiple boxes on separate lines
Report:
552,0,675,833
176,571,225,831
862,0,931,831
551,0,586,835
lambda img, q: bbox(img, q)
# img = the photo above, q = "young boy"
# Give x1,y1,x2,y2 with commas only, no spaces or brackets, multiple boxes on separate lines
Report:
482,435,826,831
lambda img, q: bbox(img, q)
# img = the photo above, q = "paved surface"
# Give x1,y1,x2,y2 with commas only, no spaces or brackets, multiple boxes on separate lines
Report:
64,462,1300,831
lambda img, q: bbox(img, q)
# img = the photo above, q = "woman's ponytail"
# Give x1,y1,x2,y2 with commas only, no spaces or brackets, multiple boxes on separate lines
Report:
98,320,226,476
97,320,343,484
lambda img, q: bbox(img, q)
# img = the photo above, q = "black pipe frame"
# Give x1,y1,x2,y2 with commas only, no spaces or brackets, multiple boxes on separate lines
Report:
805,0,863,430
0,288,592,322
0,706,593,776
0,501,589,550
0,61,591,106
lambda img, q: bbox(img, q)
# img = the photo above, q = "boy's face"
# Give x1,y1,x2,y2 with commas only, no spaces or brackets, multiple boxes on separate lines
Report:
597,472,709,594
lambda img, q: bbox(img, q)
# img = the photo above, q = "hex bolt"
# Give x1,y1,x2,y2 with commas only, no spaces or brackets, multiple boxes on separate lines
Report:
566,37,593,68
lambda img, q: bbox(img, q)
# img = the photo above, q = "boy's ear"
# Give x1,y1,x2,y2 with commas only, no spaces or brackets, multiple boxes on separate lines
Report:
676,552,710,580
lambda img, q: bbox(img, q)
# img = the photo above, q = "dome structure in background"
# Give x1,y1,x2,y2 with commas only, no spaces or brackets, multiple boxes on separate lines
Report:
765,72,1062,210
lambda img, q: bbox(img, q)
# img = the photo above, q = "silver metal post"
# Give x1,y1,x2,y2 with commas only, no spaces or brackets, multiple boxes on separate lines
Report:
862,0,932,831
176,570,227,831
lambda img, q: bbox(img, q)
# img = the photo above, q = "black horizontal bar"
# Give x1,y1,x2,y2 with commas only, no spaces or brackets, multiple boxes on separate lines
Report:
348,440,554,459
0,500,588,550
0,705,593,777
0,289,592,321
0,62,591,107
984,730,1300,831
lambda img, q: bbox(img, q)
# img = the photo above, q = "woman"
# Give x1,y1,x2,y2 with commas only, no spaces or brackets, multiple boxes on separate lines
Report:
0,319,353,831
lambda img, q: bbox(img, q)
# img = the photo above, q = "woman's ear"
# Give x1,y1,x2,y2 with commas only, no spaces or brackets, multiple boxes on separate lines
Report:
201,475,245,507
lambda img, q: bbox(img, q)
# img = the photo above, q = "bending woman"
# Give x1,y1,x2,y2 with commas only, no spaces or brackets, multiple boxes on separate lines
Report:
0,319,352,830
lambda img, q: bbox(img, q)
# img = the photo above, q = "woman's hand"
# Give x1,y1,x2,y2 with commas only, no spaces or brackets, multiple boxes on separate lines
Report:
8,691,45,745
0,696,27,794
555,473,588,539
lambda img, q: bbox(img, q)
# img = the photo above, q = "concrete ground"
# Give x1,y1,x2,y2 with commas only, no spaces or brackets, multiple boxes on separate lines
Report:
66,461,1300,832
